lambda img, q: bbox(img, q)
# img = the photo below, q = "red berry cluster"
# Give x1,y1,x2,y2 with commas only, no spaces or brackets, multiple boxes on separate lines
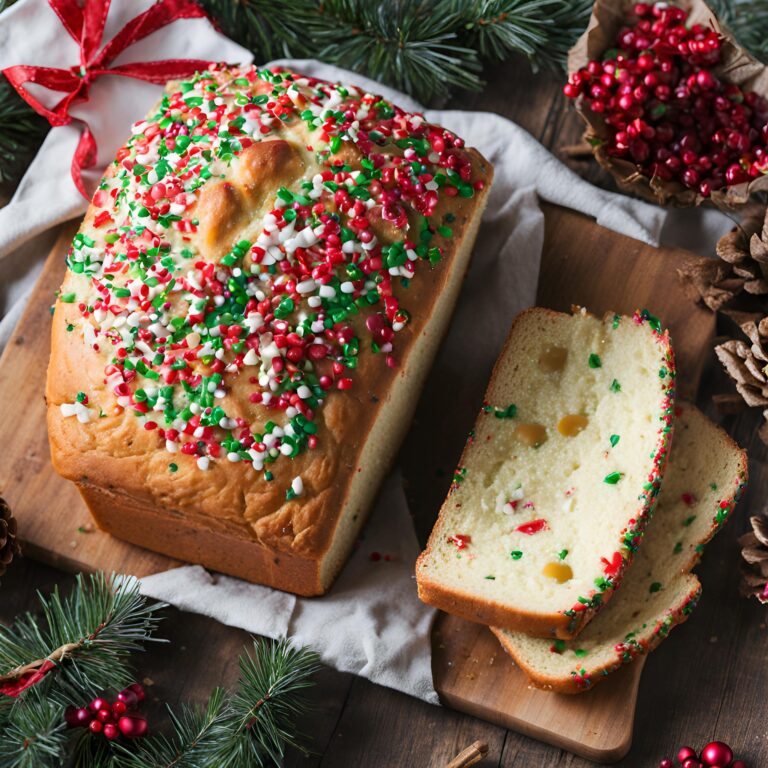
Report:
64,683,148,741
564,2,768,197
660,740,747,768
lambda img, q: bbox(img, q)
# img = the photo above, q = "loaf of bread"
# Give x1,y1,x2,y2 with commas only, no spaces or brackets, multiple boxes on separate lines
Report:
493,403,747,692
416,308,676,638
47,65,492,595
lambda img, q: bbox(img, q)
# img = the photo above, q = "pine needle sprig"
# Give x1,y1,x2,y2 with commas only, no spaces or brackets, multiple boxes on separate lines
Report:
222,638,320,766
113,639,320,768
0,572,165,703
710,0,768,63
0,78,49,194
0,686,69,768
304,0,483,104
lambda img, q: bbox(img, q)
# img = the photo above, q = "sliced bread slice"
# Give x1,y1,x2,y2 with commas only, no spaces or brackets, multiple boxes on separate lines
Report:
492,403,747,693
416,307,676,638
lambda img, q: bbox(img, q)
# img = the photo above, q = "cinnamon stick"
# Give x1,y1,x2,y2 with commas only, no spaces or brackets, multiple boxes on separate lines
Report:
445,740,489,768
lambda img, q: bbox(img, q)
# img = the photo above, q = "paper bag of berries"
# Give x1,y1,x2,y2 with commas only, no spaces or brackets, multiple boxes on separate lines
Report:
565,0,768,207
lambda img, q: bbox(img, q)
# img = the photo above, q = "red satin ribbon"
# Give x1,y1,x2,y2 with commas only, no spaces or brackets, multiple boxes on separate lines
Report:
2,0,214,198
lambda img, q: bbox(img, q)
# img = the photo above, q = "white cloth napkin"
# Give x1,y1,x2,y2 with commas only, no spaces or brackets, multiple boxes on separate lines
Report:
0,3,736,704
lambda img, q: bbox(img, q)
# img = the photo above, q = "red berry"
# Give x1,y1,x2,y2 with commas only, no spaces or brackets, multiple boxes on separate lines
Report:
103,723,119,740
89,697,109,713
118,714,149,739
118,689,139,708
89,719,103,734
112,700,128,715
725,163,748,184
700,742,733,767
563,83,580,99
678,746,698,763
659,760,674,768
97,708,113,723
64,706,82,727
683,761,701,768
731,761,747,768
127,683,146,702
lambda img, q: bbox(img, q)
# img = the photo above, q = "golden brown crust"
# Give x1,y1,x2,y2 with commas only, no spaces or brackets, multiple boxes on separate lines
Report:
47,66,493,593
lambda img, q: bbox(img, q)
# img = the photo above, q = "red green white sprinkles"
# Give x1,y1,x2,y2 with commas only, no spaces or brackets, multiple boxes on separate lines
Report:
57,65,478,495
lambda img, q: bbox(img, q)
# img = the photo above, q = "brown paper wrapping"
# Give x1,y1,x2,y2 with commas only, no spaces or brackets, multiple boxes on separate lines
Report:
567,0,768,207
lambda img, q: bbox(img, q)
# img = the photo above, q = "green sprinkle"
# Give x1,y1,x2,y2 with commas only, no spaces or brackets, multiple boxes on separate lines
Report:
673,542,683,554
493,403,517,419
604,471,622,485
574,649,587,658
683,515,696,527
650,582,662,593
60,292,76,303
610,379,621,393
510,551,523,560
66,323,75,332
264,471,274,482
558,549,568,560
609,434,620,448
552,639,567,653
588,353,602,368
484,575,496,580
612,314,620,329
710,483,718,491
75,391,87,403
169,463,178,473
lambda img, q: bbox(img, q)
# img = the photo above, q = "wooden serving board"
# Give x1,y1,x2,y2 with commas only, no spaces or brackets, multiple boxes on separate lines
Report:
0,205,715,763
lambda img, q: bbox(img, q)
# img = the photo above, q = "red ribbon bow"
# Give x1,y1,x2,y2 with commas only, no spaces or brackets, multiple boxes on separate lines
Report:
2,0,214,198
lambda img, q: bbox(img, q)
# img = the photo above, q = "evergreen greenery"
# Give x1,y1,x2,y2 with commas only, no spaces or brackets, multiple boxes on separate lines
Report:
3,0,768,194
0,574,320,768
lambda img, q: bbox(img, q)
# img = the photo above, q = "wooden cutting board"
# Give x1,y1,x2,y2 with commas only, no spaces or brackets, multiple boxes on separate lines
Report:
0,204,715,763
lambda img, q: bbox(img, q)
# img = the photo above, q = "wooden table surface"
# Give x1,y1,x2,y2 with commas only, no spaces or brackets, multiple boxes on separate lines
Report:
3,58,768,768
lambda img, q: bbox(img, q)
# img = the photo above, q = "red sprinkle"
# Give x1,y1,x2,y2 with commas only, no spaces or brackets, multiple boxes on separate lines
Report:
515,519,548,535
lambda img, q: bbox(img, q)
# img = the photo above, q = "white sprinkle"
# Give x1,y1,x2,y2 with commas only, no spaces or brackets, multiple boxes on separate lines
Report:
297,385,312,399
196,456,210,471
291,476,304,497
319,284,336,299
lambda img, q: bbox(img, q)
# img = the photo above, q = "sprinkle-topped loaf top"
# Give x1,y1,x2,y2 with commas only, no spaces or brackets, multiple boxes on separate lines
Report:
49,63,489,524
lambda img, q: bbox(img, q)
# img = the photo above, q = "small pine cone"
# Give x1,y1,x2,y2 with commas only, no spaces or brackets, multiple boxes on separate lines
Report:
715,310,768,442
739,515,768,603
0,497,19,576
680,207,768,311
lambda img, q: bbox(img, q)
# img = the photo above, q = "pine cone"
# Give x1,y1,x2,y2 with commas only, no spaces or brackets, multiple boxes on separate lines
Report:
679,207,768,311
0,497,19,576
739,516,768,603
715,311,768,443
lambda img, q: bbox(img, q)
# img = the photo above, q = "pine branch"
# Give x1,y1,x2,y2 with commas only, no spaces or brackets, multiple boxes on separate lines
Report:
0,686,69,768
711,0,768,63
114,639,320,768
222,638,320,766
0,77,49,194
0,572,165,703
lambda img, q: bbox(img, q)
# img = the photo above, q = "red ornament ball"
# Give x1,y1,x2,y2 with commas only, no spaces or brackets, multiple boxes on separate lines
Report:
103,723,119,740
112,699,127,716
683,761,701,768
732,761,747,768
701,742,734,767
678,747,698,763
118,714,148,739
89,719,103,734
97,707,113,723
64,705,93,728
660,760,674,768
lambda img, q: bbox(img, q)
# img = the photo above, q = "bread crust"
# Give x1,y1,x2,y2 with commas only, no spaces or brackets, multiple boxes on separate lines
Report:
415,307,677,638
46,66,493,594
